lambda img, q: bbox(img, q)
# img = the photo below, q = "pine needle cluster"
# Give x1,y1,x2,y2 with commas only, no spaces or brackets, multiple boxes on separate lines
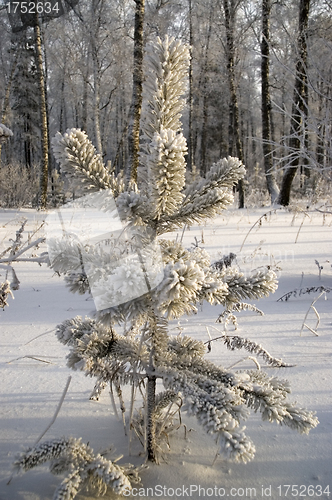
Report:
13,437,136,499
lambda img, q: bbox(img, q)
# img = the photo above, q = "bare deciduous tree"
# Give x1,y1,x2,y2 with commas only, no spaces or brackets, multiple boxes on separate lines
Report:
261,0,279,203
277,0,311,206
127,0,145,184
222,0,245,208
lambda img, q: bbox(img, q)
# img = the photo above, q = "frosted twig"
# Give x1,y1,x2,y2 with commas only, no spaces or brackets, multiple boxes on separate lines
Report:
0,280,14,308
315,208,332,215
0,246,12,259
26,221,46,245
300,291,325,336
115,381,127,436
33,376,72,445
0,237,46,263
240,209,280,251
89,378,107,401
227,356,261,370
314,259,323,280
204,332,293,368
24,329,55,345
6,355,54,364
205,326,212,352
277,285,331,302
179,224,187,244
1,217,19,228
295,212,310,243
109,382,120,419
128,328,146,455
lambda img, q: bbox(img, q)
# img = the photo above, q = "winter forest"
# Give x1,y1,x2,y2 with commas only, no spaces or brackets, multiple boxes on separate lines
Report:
0,1,331,500
0,0,331,206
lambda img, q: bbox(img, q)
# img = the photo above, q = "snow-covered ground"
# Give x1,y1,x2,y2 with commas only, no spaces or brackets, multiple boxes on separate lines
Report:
0,206,331,500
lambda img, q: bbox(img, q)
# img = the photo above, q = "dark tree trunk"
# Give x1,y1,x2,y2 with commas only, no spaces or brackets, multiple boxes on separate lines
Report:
34,13,49,208
0,51,19,162
200,3,213,176
146,374,156,461
316,79,325,169
127,0,145,185
277,0,310,206
223,0,245,208
188,0,194,172
261,0,279,203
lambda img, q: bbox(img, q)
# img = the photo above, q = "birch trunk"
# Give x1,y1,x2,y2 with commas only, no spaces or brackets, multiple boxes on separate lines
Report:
34,14,49,208
188,0,194,172
127,0,145,185
91,0,103,155
261,0,279,203
223,0,244,208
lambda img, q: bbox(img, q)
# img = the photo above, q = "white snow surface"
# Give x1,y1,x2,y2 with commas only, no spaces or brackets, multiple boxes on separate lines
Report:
0,206,331,500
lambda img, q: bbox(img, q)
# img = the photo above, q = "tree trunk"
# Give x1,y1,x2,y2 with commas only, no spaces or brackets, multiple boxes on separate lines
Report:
277,0,310,206
127,0,145,185
91,0,103,155
0,48,19,162
261,0,279,203
200,3,213,177
200,2,213,177
42,25,53,176
188,0,194,172
146,374,156,461
316,78,325,169
82,73,89,132
223,0,245,208
34,14,49,209
93,67,103,155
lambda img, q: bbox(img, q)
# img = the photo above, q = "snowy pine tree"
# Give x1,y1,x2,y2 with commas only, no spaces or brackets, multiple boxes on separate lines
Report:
13,37,318,498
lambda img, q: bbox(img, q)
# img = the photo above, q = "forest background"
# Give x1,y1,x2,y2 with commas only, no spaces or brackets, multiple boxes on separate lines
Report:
0,0,331,209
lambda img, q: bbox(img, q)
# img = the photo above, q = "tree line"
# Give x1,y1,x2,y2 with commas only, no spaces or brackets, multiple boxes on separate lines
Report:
0,0,331,207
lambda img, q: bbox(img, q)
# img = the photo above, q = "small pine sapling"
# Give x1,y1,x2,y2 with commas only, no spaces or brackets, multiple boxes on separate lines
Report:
13,37,318,498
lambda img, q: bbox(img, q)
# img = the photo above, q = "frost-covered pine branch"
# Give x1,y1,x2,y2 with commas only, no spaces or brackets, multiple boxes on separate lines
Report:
219,266,278,306
52,128,125,197
13,437,137,499
157,365,255,463
140,36,189,141
222,334,292,368
217,302,264,329
157,157,246,233
239,371,319,434
147,127,187,219
139,36,190,219
56,316,148,385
